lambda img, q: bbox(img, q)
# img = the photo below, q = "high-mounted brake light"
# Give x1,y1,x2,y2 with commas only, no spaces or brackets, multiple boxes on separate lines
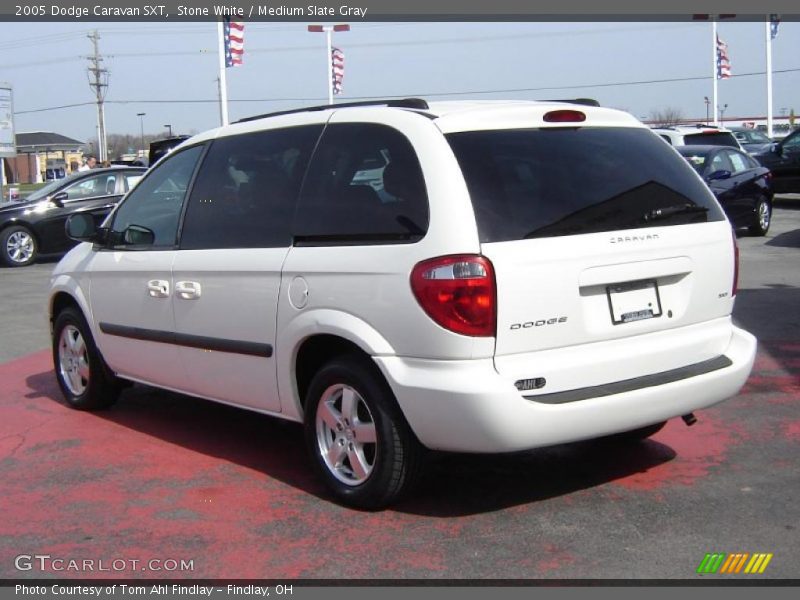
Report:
410,255,496,337
543,110,586,123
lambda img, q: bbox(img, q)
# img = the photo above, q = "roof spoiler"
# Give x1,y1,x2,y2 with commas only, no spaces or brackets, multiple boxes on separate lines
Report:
541,98,600,107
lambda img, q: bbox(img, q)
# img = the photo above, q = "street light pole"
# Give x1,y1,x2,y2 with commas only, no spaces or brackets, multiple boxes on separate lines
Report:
704,97,710,125
718,103,728,123
136,112,146,159
307,24,350,104
164,124,173,137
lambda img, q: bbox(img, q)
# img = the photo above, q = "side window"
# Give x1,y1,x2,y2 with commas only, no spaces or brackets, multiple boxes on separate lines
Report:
124,173,144,192
180,125,322,249
110,145,204,248
64,173,117,200
727,151,749,174
708,151,733,174
294,123,429,243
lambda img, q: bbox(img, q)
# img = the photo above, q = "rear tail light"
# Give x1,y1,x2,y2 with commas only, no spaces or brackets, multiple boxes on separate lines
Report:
543,110,586,123
732,229,739,296
410,255,496,337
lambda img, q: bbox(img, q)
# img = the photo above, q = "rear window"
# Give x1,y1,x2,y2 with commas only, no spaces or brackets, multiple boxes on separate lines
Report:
683,132,740,147
446,127,725,242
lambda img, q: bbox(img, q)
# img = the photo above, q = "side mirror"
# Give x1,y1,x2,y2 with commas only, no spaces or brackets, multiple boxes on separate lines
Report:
770,142,782,155
51,191,68,207
123,225,155,246
707,169,732,181
65,213,99,242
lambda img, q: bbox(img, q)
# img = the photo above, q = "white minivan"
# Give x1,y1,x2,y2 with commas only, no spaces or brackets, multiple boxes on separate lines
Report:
50,99,757,508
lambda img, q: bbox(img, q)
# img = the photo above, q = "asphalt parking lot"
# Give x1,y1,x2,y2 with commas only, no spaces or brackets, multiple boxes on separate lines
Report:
0,199,798,580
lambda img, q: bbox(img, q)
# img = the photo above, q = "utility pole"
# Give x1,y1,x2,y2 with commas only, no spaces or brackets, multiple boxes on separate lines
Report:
87,30,109,162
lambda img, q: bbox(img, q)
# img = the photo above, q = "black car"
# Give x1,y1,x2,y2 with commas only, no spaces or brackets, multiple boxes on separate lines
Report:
148,135,189,166
677,145,773,236
751,127,800,193
0,167,145,267
729,127,773,154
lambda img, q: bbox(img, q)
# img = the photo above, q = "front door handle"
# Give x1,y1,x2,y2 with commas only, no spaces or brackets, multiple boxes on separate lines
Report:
175,281,202,300
147,280,170,298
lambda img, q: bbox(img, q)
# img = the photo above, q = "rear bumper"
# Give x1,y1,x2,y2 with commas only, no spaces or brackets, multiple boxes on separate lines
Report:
375,325,756,453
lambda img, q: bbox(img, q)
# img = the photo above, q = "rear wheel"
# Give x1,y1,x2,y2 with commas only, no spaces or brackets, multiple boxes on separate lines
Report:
53,307,121,410
0,225,37,267
749,197,771,236
304,356,422,509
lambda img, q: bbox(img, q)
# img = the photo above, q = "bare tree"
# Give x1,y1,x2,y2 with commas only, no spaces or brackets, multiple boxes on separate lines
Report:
649,107,686,127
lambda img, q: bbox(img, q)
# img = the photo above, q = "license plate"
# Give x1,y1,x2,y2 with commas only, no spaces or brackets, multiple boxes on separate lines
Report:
607,280,662,325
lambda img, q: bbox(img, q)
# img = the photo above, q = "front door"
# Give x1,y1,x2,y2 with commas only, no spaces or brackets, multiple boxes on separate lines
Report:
89,146,205,389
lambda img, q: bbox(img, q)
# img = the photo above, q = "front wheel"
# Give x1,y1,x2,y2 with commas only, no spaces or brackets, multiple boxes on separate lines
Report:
749,197,771,237
52,307,121,410
304,356,422,509
0,225,37,267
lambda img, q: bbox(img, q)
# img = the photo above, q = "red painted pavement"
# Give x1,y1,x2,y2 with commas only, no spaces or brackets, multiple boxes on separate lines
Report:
0,343,797,579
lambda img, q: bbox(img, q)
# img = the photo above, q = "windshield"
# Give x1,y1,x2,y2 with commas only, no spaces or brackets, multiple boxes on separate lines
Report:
677,150,710,175
739,130,770,143
446,127,725,242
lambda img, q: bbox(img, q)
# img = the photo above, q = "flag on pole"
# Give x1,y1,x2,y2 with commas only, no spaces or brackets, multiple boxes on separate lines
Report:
223,18,244,67
716,35,731,79
331,47,344,95
770,14,780,40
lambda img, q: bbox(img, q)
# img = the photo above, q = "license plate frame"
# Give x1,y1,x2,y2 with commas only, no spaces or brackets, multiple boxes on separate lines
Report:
606,279,663,325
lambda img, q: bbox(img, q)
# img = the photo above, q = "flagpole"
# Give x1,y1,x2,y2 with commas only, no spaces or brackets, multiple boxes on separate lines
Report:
766,19,774,139
217,20,229,126
712,20,719,126
326,26,333,105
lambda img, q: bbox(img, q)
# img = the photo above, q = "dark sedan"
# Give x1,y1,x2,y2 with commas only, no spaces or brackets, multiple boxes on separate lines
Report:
751,127,800,193
677,145,773,236
0,167,145,267
729,127,773,154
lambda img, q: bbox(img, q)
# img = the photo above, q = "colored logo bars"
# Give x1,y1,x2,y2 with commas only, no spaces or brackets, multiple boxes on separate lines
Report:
697,552,773,574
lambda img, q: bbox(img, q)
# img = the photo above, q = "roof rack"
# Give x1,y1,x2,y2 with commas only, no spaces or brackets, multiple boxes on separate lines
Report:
541,98,600,107
235,98,430,124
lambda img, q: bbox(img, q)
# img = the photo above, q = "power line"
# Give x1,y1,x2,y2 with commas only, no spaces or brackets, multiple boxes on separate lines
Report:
13,66,800,116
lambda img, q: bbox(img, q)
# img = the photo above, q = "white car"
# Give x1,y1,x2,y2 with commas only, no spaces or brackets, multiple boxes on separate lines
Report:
49,99,757,508
651,124,744,150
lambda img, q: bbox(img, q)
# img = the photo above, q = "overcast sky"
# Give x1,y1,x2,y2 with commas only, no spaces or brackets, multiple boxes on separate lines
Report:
1,20,798,145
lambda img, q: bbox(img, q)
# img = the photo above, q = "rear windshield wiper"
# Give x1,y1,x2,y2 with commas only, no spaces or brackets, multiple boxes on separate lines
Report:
644,204,709,223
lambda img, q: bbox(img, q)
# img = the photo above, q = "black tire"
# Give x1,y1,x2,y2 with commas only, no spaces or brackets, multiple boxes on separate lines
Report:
52,307,121,410
603,421,667,443
0,225,37,267
303,355,423,509
749,196,771,237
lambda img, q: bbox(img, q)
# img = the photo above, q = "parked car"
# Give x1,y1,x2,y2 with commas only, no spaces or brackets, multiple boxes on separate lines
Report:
652,124,742,150
751,127,800,193
50,99,756,508
0,166,145,267
148,135,189,166
728,127,773,154
677,145,773,236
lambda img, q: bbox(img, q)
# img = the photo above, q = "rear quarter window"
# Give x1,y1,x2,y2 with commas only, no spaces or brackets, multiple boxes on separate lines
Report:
293,123,429,244
447,127,725,242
